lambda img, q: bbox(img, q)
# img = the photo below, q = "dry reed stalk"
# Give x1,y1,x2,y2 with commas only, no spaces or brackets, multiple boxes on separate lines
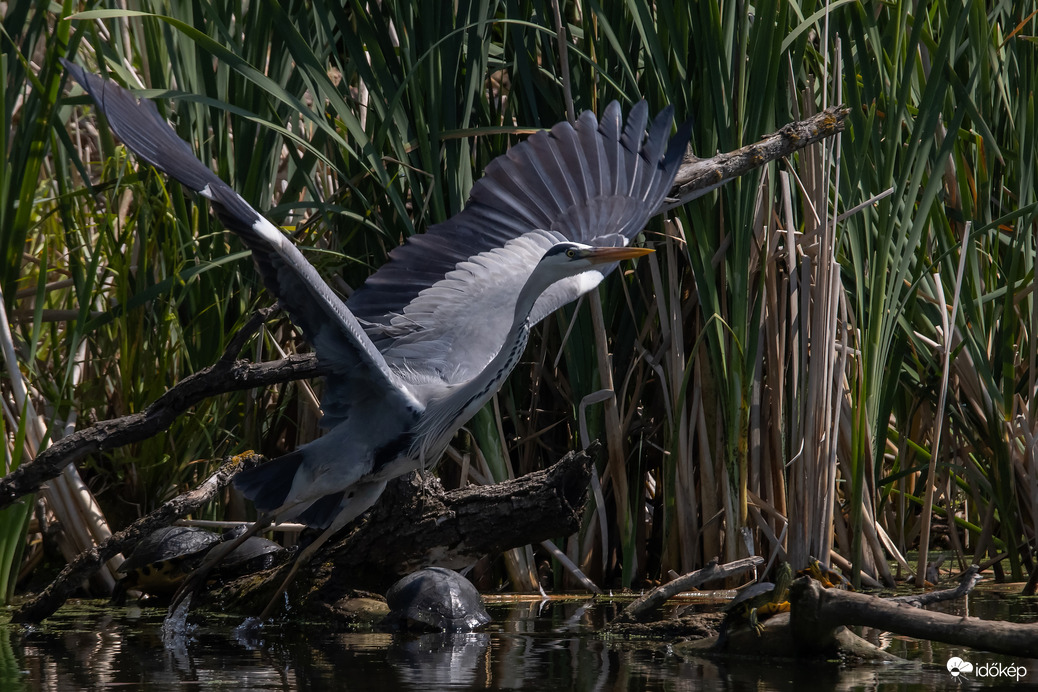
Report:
588,291,632,569
916,222,971,582
651,224,699,573
694,366,722,561
0,287,120,591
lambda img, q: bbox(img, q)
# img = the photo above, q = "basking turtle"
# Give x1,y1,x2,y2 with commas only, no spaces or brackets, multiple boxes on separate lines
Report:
716,562,794,649
798,556,853,590
113,526,285,603
113,526,220,603
216,534,284,576
385,567,491,632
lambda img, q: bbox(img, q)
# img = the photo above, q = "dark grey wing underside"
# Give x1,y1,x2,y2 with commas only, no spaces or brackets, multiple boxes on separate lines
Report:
63,61,410,422
347,101,691,333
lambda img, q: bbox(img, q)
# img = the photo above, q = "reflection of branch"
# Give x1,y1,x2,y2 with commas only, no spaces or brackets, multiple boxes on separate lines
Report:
0,308,325,511
663,105,850,210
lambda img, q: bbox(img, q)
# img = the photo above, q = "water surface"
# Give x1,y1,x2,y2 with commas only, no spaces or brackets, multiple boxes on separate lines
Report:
2,584,1036,690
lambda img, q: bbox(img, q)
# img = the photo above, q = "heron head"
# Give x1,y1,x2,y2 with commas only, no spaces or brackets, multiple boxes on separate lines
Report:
517,242,655,312
541,242,654,275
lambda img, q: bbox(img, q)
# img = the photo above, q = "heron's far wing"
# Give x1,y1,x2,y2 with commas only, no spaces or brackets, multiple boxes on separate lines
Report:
63,61,415,420
347,101,691,333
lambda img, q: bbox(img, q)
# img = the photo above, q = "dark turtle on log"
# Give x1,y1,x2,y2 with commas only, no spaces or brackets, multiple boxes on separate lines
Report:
113,526,220,603
384,567,490,632
716,562,794,649
113,525,285,603
218,534,284,576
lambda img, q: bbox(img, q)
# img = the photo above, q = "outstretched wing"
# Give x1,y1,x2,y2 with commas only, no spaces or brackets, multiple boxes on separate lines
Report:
63,60,420,423
351,101,690,384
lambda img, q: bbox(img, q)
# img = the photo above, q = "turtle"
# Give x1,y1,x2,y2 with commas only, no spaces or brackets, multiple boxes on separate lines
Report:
384,567,491,632
797,555,854,590
715,562,794,649
215,534,284,576
113,526,286,603
112,526,220,603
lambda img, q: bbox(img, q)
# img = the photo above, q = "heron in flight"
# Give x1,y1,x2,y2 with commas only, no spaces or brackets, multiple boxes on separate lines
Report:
63,60,689,613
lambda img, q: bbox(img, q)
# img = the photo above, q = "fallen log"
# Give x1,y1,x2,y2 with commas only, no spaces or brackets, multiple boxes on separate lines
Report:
789,576,1038,658
207,446,596,613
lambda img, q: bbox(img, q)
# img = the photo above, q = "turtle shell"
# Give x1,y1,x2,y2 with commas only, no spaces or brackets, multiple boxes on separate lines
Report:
385,567,490,632
726,582,776,611
219,535,284,573
119,526,219,575
114,526,220,600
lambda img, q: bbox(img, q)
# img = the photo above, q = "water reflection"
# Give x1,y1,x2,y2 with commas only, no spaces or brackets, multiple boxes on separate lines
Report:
1,590,1036,690
389,632,491,687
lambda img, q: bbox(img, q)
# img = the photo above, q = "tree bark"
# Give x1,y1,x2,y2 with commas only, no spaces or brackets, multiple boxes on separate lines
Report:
665,105,849,209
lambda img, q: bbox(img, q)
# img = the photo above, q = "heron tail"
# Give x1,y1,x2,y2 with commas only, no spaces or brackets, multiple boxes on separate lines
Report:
233,451,305,515
294,492,346,528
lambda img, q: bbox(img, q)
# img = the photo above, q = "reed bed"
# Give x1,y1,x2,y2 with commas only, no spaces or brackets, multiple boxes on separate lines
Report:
0,0,1035,598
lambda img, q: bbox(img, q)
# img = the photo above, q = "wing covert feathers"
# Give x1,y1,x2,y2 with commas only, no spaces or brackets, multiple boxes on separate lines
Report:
348,100,690,326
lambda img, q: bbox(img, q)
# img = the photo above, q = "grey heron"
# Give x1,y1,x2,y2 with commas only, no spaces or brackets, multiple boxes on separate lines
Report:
63,60,689,612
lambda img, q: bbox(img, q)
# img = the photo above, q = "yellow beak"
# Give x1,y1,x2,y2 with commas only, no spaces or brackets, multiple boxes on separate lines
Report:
583,246,654,264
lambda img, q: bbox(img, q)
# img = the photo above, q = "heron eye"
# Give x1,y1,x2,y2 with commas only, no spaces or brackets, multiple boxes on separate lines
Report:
566,248,576,258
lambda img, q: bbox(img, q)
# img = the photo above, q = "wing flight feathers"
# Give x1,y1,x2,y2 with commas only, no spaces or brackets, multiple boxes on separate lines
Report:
63,60,407,404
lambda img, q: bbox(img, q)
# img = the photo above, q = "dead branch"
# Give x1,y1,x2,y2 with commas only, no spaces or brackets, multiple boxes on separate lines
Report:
610,556,765,625
665,105,850,209
887,565,982,607
12,453,259,623
0,312,324,512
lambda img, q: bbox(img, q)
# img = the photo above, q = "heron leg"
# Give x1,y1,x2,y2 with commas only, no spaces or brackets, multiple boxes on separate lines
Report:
257,479,388,620
257,522,340,621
